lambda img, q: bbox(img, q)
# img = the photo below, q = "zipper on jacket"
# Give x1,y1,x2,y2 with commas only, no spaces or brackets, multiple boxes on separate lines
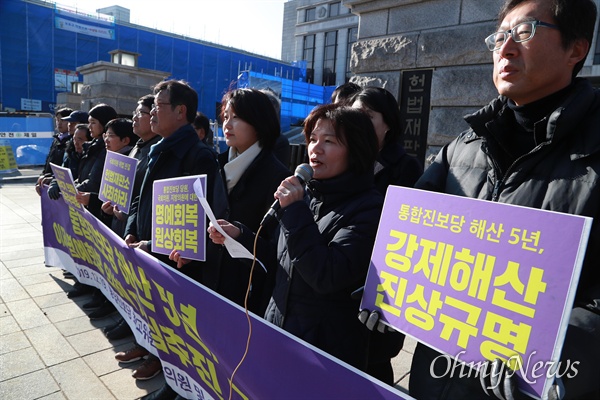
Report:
486,141,548,202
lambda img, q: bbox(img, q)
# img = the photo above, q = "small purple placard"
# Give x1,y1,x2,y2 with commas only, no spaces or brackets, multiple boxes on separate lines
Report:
361,186,591,399
152,175,206,261
98,150,138,214
49,162,83,211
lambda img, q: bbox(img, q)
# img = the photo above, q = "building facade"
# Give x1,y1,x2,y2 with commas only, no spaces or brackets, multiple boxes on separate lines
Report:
343,0,600,161
282,0,359,87
0,0,301,120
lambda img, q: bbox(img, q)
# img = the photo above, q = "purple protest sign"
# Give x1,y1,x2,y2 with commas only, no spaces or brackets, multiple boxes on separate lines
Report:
152,175,206,261
49,162,83,211
40,188,411,400
98,150,138,214
361,186,592,399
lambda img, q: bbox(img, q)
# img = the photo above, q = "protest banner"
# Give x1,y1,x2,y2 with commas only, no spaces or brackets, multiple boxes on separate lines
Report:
360,186,592,399
49,162,83,211
40,190,410,400
0,139,18,174
98,150,138,214
152,176,206,261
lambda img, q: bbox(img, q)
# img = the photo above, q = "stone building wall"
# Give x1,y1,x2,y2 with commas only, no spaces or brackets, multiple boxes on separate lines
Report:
343,0,504,160
76,62,168,117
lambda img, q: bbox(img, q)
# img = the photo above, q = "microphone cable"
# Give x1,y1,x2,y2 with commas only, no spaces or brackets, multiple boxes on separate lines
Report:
228,224,263,400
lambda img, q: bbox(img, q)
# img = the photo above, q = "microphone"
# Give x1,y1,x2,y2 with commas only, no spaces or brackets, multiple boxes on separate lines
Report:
260,163,313,226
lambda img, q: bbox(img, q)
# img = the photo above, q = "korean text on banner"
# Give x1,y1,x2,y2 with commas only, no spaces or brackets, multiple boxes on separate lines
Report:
361,186,592,399
98,150,138,214
152,175,206,261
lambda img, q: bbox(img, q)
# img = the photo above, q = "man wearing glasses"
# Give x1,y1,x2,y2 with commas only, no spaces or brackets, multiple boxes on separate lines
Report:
362,0,600,398
122,80,226,399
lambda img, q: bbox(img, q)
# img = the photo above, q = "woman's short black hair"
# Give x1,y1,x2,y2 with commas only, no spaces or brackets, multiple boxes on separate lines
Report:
220,88,280,151
350,86,402,147
303,103,378,175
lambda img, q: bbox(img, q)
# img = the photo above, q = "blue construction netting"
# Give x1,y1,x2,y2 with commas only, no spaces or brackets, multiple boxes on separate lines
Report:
0,0,340,165
1,0,333,130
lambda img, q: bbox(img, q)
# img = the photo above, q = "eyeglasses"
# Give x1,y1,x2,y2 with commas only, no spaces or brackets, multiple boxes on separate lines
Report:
132,110,150,118
485,20,559,51
151,102,173,111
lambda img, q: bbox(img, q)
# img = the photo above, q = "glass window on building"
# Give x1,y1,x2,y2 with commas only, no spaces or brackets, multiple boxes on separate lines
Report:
346,27,358,82
329,2,340,18
305,7,316,22
303,34,316,84
323,31,338,86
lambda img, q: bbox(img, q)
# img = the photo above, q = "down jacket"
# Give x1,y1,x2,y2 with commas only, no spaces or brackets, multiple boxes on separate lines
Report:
265,170,384,370
411,78,600,399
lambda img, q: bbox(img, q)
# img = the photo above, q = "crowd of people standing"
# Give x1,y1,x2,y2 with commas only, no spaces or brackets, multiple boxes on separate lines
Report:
35,0,600,398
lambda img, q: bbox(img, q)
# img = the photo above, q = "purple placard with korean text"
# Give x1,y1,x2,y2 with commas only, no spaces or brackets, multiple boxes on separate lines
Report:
152,175,206,261
98,150,138,214
361,186,592,399
40,187,410,400
49,162,83,211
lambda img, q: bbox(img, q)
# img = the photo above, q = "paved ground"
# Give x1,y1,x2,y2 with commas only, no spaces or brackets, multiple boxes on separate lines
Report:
0,169,415,399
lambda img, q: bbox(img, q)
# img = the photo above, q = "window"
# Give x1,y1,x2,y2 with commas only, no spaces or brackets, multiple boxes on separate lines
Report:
329,2,340,18
305,7,316,22
346,27,358,81
323,31,338,86
303,35,316,84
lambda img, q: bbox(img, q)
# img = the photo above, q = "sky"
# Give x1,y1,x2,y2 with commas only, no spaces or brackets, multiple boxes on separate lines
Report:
49,0,287,59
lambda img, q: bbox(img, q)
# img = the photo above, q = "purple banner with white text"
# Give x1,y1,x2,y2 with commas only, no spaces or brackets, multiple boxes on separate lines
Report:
361,186,591,399
41,191,409,400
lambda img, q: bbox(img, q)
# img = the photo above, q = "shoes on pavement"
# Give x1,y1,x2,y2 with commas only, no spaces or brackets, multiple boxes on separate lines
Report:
115,343,149,364
67,282,93,298
88,300,117,319
132,355,162,380
104,317,132,340
82,289,106,310
63,271,75,279
140,383,177,400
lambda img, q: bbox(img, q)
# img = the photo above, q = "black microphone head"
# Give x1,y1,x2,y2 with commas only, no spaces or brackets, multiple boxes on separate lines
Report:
294,163,313,185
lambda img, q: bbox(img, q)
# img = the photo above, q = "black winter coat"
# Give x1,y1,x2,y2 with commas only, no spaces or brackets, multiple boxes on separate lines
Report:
265,170,384,370
200,149,290,315
42,133,70,175
74,138,106,218
374,141,422,195
124,125,227,281
411,78,600,399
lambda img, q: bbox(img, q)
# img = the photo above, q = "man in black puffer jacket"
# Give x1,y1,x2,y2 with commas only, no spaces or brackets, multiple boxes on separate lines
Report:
407,0,600,399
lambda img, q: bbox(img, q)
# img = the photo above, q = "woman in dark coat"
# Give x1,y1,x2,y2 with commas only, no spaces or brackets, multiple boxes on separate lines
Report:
73,103,118,219
209,104,383,370
198,88,290,315
170,89,290,315
351,86,423,384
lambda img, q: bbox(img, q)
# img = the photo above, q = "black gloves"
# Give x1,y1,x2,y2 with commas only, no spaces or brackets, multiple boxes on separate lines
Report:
479,359,564,400
47,182,61,200
357,309,395,333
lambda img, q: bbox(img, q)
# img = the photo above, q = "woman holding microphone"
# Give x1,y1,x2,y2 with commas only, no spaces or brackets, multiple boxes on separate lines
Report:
208,103,383,370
